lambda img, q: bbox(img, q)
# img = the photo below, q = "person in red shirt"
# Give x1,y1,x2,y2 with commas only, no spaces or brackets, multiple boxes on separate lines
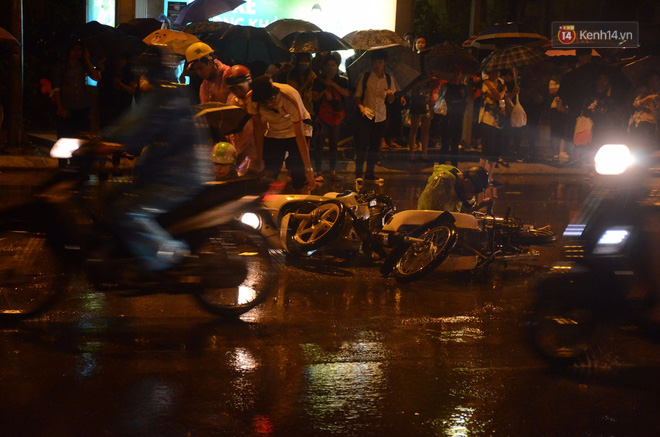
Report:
185,42,230,103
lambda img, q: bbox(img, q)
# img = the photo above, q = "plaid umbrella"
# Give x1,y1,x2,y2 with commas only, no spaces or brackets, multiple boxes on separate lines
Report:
342,29,407,51
265,18,321,40
471,22,548,49
425,44,479,74
174,0,245,26
347,44,422,91
183,21,233,37
202,25,289,65
282,31,352,53
481,45,546,72
143,29,199,56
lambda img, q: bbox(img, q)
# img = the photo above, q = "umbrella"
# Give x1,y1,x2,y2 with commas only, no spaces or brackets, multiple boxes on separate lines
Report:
116,18,162,39
202,25,289,65
281,31,352,53
347,44,422,91
342,29,407,51
143,29,199,56
264,18,321,40
71,21,146,59
622,55,660,87
545,48,600,57
0,26,19,45
481,45,546,72
196,102,251,136
183,21,233,37
174,0,245,27
424,44,480,74
471,22,549,49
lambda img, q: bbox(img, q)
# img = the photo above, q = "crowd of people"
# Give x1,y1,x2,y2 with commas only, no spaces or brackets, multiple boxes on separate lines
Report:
50,36,658,199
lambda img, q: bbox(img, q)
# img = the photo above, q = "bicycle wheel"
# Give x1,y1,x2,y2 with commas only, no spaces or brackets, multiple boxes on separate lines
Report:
394,224,458,283
194,228,279,317
290,200,345,251
0,229,66,321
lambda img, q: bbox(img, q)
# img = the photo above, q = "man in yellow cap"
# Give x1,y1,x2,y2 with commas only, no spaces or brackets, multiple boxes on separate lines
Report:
185,42,229,103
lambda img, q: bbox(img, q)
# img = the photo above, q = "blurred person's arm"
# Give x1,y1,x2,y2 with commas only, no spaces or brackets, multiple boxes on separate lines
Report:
293,121,316,189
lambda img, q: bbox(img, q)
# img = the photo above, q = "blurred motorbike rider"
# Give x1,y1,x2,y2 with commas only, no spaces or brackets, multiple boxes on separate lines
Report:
417,165,492,212
99,47,214,272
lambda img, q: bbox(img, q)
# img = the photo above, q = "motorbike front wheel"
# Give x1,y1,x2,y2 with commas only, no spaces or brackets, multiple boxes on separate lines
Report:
530,291,600,366
193,228,280,317
0,229,66,322
393,224,458,283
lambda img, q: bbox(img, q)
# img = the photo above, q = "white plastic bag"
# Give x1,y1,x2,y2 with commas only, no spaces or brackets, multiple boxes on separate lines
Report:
433,96,447,115
510,95,527,128
573,115,593,146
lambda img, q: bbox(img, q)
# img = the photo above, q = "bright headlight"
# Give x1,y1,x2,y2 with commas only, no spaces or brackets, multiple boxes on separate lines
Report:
594,227,631,254
50,138,83,159
594,144,634,175
239,212,262,230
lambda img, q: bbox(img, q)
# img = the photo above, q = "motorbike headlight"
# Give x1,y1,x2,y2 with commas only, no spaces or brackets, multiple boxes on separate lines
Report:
239,212,262,230
50,138,83,159
593,226,632,255
594,144,634,175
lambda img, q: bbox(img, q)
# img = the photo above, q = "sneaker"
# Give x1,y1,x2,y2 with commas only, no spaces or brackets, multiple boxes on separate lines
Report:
315,172,324,182
559,152,569,162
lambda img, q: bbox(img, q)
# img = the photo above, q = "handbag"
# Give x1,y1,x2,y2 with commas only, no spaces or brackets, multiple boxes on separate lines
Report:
318,86,345,127
510,95,527,128
573,114,593,146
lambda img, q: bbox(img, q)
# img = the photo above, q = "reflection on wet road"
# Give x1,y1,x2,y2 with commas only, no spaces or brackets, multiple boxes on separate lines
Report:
2,174,660,436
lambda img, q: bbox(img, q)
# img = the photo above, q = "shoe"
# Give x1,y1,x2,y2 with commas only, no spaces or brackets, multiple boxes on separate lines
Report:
315,172,324,182
559,152,569,162
497,158,510,168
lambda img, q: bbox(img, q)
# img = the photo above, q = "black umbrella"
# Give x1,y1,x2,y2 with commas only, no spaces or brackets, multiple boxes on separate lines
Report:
347,44,422,91
281,31,352,53
183,21,233,37
71,21,146,59
264,18,321,40
174,0,245,27
196,102,251,137
424,44,479,74
202,25,289,65
116,18,162,39
471,22,549,49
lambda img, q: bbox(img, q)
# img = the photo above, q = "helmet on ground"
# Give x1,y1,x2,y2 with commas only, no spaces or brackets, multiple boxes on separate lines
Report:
211,142,237,165
463,166,489,193
223,65,251,86
186,42,214,63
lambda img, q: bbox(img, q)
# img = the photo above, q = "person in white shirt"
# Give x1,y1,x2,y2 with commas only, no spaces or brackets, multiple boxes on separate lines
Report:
246,75,316,193
354,50,399,180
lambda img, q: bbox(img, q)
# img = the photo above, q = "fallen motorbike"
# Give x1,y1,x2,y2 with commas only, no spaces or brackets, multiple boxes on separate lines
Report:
0,139,280,321
529,144,660,366
372,206,556,282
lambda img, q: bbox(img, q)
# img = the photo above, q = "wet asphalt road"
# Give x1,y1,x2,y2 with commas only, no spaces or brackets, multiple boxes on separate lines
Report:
2,173,660,436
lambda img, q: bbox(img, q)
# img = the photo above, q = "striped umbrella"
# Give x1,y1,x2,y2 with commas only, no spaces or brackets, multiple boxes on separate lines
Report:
481,45,546,72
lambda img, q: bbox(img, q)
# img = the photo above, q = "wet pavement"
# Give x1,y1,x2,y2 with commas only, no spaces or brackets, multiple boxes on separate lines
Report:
2,173,660,436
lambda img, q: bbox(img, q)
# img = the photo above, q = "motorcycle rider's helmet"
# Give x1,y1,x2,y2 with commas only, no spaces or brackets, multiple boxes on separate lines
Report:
211,142,237,165
185,42,214,63
463,166,489,193
223,65,252,86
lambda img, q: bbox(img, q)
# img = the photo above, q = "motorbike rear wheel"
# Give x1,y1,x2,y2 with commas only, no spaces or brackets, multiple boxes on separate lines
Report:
393,224,458,283
193,228,279,317
0,229,66,322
